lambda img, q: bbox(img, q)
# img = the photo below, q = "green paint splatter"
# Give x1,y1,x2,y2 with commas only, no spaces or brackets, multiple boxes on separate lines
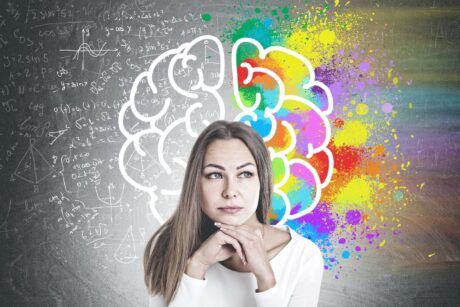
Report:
272,157,286,183
239,86,262,108
201,13,212,22
255,8,261,14
320,1,329,15
227,18,278,50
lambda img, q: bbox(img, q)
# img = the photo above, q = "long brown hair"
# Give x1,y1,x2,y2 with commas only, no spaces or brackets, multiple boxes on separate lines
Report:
144,120,273,304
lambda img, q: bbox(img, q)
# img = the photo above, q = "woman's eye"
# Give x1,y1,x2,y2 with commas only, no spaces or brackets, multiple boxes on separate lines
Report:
206,172,222,179
239,171,253,178
204,172,253,179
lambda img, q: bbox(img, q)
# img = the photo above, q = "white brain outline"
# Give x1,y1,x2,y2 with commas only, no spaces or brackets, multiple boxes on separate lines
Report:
118,35,334,225
118,35,225,223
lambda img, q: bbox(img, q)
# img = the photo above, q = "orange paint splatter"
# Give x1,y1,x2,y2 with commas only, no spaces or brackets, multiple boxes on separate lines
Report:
266,120,291,150
374,144,385,156
253,74,277,90
365,161,380,176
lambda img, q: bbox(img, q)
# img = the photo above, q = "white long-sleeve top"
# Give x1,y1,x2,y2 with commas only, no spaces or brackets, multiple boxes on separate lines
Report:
148,224,324,307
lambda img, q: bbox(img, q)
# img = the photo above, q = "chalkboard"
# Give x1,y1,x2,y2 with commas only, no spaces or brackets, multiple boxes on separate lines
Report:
0,1,233,305
1,0,459,306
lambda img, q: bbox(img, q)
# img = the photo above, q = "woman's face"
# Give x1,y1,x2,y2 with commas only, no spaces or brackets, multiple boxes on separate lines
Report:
200,138,260,226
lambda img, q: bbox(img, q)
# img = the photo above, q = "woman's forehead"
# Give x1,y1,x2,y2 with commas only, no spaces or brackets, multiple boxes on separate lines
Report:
203,139,256,165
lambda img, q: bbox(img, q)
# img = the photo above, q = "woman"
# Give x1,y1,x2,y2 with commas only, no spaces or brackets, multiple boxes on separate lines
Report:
145,120,324,307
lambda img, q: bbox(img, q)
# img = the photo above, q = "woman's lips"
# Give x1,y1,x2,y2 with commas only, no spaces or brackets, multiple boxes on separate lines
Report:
218,207,243,214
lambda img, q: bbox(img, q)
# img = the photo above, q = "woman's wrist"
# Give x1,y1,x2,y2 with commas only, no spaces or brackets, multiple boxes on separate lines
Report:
255,277,276,292
255,272,276,292
185,254,210,280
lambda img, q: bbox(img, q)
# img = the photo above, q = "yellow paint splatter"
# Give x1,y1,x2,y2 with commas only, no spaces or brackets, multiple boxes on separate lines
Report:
393,77,399,86
379,240,386,247
319,30,336,44
428,252,436,258
268,50,311,95
285,30,322,67
387,68,393,78
284,30,313,54
335,177,374,212
284,9,363,67
334,120,369,146
356,103,369,115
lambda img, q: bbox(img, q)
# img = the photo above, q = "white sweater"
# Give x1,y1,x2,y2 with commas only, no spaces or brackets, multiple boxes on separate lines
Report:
148,225,324,307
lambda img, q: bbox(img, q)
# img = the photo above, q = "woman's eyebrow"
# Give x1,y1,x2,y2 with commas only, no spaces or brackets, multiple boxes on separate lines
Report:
202,162,256,170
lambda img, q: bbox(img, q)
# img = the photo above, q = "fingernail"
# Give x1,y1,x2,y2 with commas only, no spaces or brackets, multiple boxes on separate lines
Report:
214,222,221,226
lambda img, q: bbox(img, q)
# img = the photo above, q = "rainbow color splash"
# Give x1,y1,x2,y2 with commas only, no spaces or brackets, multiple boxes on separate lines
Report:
219,1,414,277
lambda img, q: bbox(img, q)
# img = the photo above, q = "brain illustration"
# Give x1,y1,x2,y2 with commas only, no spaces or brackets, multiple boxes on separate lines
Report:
118,35,333,225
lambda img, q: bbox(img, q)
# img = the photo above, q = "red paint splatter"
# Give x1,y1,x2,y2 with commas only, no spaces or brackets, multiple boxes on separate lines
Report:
333,117,344,128
308,150,331,183
329,142,365,173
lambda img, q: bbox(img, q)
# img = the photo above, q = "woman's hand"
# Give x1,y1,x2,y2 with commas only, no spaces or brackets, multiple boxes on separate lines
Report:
191,229,246,268
214,222,276,290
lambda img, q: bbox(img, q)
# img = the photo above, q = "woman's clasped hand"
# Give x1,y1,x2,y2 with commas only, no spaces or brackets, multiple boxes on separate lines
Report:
192,222,274,281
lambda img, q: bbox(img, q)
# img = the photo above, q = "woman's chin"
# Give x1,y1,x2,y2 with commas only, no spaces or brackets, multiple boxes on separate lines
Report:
214,216,244,226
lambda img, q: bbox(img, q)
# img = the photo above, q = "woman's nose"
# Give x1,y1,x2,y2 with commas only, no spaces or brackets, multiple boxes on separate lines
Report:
222,189,237,198
222,178,238,198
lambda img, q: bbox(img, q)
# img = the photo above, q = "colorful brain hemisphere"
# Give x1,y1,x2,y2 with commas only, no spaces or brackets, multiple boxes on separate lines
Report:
231,38,334,224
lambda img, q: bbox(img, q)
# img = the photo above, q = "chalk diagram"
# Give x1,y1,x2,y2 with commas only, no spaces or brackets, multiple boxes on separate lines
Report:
48,125,70,145
124,146,158,181
94,183,125,223
49,192,98,236
114,225,136,264
14,139,54,188
118,35,334,225
60,29,118,70
0,200,17,238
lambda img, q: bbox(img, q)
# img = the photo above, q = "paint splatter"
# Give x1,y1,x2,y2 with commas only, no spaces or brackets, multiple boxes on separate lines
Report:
221,1,413,277
201,13,212,22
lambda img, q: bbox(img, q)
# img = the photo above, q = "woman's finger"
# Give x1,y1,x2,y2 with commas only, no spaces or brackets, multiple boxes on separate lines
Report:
219,227,255,248
216,223,258,243
217,231,246,263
